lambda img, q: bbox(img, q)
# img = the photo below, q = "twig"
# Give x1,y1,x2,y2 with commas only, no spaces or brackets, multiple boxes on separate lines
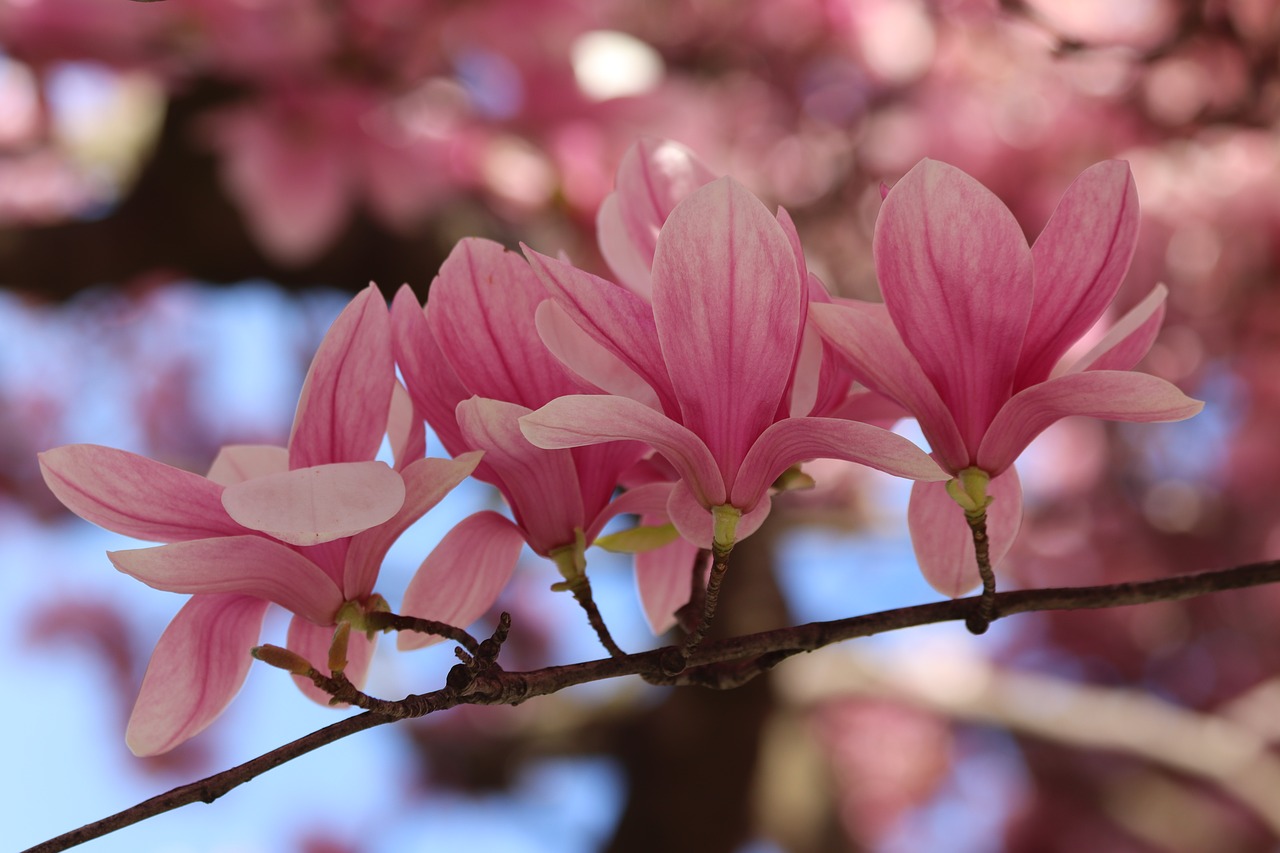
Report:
24,558,1280,853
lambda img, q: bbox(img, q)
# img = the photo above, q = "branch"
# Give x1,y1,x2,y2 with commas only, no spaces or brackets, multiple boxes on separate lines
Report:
25,558,1280,853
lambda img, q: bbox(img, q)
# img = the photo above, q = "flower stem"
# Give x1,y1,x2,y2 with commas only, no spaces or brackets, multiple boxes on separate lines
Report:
964,508,997,634
568,576,627,658
682,541,731,659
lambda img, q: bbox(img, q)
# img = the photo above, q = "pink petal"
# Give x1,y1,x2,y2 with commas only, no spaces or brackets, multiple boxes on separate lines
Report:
390,286,478,461
667,480,772,549
523,246,679,417
774,210,813,419
875,159,1033,452
125,594,271,756
398,511,526,651
290,284,394,470
635,536,704,635
977,371,1204,475
109,536,343,624
206,445,289,486
221,461,406,546
457,397,585,556
809,301,969,471
652,177,805,477
599,137,717,298
1017,161,1140,388
584,481,676,543
39,444,246,542
597,193,654,299
908,468,1023,598
1067,285,1168,374
388,381,427,472
521,394,726,507
286,614,377,706
535,300,661,409
428,238,583,409
572,439,650,529
732,417,947,510
343,451,483,599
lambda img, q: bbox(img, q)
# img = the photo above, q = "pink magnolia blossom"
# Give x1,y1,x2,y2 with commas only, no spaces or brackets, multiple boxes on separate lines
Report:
520,176,947,554
810,158,1204,596
391,238,697,636
38,286,478,755
541,137,900,429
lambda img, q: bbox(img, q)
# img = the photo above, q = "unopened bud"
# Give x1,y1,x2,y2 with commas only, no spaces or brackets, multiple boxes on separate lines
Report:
252,644,314,677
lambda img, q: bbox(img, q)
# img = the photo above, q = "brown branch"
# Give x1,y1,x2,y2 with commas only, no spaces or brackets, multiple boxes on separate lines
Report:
24,558,1280,853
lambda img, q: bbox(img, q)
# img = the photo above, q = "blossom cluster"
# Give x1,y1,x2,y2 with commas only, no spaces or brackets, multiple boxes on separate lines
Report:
38,139,1201,756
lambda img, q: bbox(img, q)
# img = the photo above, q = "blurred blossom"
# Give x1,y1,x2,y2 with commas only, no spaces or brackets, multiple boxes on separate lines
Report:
0,54,39,146
1023,0,1180,50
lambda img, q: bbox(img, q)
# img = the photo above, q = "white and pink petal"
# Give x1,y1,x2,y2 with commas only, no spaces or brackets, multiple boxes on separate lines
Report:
39,444,247,542
976,371,1204,476
220,461,406,546
108,535,343,625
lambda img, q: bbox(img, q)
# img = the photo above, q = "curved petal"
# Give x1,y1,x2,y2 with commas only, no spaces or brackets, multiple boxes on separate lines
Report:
521,394,726,507
343,451,483,599
523,246,679,417
398,511,526,651
667,480,771,549
390,285,522,490
907,468,1023,598
388,380,426,472
286,615,377,706
652,177,805,476
598,138,717,299
125,594,271,756
535,300,661,409
457,397,585,555
1067,285,1168,374
977,371,1204,475
207,445,290,486
732,417,947,510
585,481,677,543
875,159,1033,451
1018,161,1140,387
39,444,246,542
390,286,474,460
597,193,654,299
809,301,969,471
429,238,583,408
221,461,405,546
635,536,704,635
290,284,394,469
109,536,342,624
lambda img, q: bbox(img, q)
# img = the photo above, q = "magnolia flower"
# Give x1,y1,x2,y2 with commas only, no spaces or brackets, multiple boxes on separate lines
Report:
811,158,1204,596
520,176,947,555
391,238,699,637
38,286,478,754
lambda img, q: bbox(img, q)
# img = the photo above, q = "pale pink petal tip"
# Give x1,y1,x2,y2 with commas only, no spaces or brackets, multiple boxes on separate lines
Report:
221,461,406,545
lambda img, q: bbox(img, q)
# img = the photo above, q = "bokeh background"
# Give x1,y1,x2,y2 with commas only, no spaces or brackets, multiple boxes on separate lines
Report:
5,1,1280,851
